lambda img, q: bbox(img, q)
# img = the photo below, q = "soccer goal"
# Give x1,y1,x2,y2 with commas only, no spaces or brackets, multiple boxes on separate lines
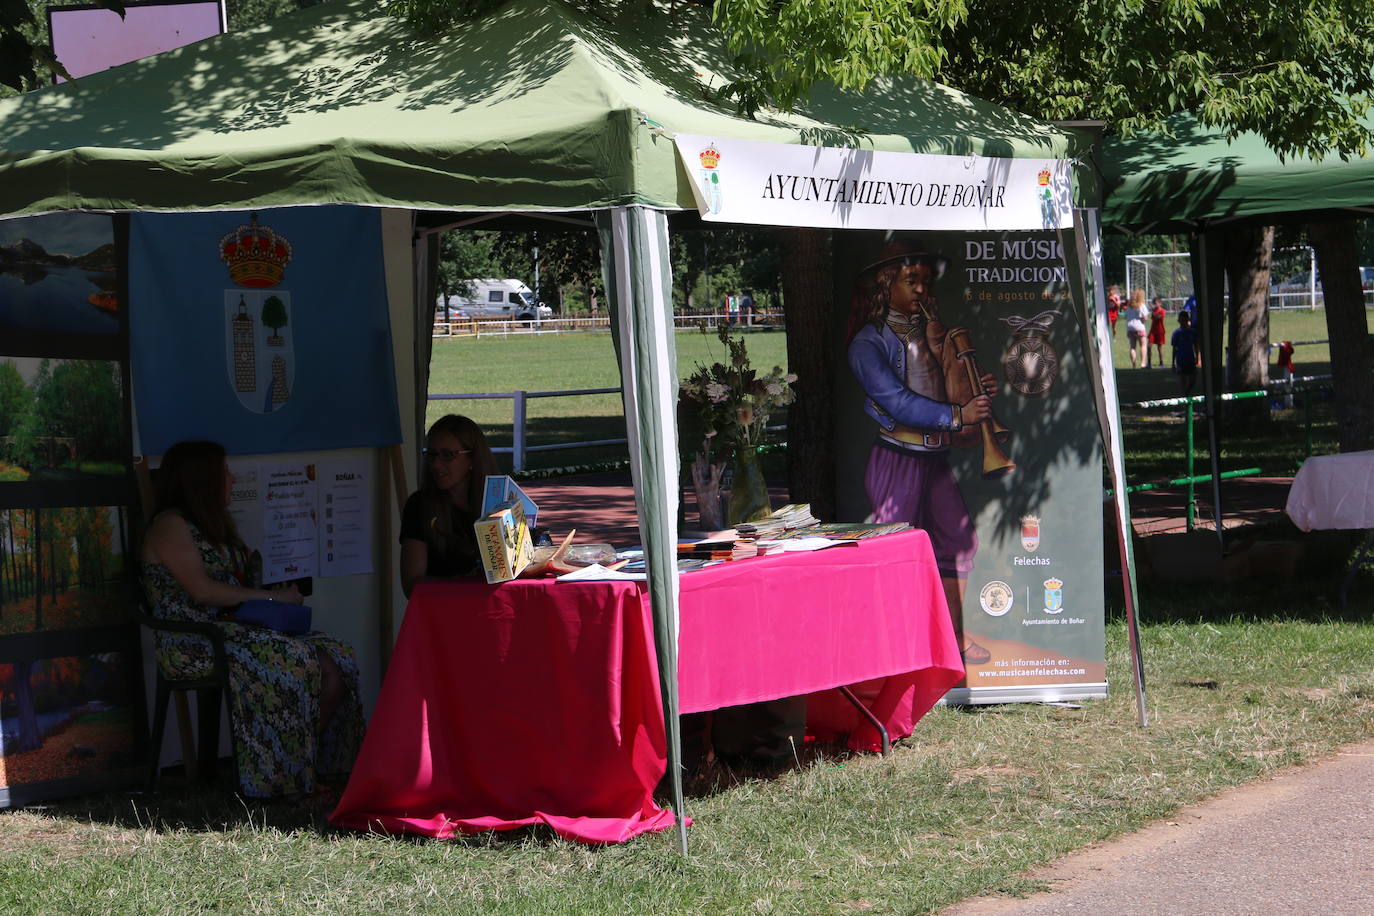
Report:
1123,252,1194,310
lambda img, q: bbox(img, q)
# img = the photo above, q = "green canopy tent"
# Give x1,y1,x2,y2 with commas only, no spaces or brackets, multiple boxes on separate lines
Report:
1098,111,1374,539
0,0,1140,848
1100,111,1374,233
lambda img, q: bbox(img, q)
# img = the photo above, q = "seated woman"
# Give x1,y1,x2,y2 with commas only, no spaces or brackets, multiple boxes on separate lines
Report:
140,440,364,799
400,414,499,596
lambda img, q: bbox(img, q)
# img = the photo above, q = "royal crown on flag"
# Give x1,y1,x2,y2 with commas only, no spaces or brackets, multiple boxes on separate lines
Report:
1044,577,1063,590
1037,168,1052,187
698,143,721,169
220,214,293,287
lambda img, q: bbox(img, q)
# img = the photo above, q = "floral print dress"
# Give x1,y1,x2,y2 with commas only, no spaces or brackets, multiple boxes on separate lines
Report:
141,513,364,798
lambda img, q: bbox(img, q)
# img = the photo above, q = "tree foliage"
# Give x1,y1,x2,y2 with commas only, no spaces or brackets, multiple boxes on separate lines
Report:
714,0,1374,159
388,0,1374,159
0,360,30,440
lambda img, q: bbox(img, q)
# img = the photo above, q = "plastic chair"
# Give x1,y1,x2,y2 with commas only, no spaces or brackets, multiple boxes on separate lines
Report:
138,606,239,791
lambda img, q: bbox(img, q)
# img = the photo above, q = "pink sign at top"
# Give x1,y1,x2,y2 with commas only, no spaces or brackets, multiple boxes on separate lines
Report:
49,1,224,82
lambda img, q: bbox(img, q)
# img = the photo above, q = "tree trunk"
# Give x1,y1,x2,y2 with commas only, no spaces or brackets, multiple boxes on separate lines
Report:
777,227,836,520
32,508,42,629
13,658,41,753
1308,219,1374,453
1223,225,1273,424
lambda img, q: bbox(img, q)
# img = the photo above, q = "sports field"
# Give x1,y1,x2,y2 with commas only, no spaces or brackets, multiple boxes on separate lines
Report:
426,327,790,474
426,308,1358,475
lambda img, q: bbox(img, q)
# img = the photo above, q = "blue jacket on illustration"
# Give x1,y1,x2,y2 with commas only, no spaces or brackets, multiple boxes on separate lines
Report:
848,322,959,433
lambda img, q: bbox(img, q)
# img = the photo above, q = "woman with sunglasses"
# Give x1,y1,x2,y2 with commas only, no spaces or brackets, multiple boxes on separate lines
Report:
400,414,499,596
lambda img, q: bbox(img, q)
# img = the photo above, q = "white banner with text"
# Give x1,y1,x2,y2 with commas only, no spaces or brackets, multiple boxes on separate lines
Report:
673,134,1072,232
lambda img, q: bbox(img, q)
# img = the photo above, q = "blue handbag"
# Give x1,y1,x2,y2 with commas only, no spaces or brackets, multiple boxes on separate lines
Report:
234,599,311,635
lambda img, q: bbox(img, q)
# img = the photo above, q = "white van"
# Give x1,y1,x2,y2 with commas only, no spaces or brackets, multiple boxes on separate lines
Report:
436,279,552,320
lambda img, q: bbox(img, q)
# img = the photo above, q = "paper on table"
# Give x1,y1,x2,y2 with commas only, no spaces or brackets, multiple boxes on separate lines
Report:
756,537,856,552
555,563,647,582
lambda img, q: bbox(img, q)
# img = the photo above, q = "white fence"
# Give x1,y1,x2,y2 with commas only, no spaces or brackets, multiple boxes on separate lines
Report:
1122,246,1374,311
433,311,782,338
428,387,626,472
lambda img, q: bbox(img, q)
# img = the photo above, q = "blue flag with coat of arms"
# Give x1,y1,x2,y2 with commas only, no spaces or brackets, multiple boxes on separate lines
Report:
129,207,401,455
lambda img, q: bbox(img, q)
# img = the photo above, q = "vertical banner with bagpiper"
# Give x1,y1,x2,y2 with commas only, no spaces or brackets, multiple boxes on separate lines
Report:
834,229,1107,704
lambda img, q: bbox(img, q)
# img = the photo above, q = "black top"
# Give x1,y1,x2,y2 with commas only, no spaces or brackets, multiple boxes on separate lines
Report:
399,491,481,578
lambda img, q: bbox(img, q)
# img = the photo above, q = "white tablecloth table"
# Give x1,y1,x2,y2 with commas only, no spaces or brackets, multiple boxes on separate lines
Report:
1286,450,1374,605
1286,449,1374,531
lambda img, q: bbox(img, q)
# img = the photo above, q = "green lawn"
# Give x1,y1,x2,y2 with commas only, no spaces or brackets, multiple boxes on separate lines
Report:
5,591,1373,914
426,327,789,474
1107,306,1346,405
1108,307,1364,485
428,309,1358,482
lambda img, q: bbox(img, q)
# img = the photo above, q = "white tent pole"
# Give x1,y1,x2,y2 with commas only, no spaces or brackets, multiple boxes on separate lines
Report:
1071,208,1148,727
597,205,688,854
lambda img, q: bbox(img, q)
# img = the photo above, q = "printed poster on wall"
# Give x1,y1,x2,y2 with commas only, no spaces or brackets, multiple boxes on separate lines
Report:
227,458,372,580
318,459,372,578
128,206,402,456
832,229,1106,703
262,463,318,585
0,212,144,807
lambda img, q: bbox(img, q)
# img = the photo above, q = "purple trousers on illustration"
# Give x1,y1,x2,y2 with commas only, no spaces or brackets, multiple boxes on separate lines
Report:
864,443,977,577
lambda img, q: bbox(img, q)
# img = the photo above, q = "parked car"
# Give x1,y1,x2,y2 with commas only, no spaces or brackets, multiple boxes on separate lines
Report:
436,279,552,321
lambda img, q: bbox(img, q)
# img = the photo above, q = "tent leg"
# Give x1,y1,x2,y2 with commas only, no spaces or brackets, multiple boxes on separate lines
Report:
596,205,688,855
1192,232,1226,545
836,686,889,755
1070,209,1147,727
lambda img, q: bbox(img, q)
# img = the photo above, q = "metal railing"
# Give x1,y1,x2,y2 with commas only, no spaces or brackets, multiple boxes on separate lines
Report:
1117,375,1332,531
430,385,792,476
429,387,626,472
433,312,784,338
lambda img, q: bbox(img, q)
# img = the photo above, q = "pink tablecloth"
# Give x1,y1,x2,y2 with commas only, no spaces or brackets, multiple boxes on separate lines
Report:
330,530,961,843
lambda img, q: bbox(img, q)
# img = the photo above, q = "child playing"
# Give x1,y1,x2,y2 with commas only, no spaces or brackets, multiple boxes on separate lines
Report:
1171,311,1199,396
1148,297,1168,367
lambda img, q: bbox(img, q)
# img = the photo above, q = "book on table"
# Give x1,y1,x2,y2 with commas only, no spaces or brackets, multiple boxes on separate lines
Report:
767,522,911,541
473,499,534,583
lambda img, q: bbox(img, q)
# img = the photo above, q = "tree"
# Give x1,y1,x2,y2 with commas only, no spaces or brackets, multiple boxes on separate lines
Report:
34,360,121,464
0,360,32,466
715,1,1374,159
435,231,504,308
7,659,41,752
1309,219,1374,452
489,230,603,315
261,295,288,345
1223,225,1275,424
712,0,1374,485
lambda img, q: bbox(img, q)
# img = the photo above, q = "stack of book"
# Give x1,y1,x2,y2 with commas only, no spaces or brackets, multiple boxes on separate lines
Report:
676,539,759,561
735,503,819,538
768,521,911,541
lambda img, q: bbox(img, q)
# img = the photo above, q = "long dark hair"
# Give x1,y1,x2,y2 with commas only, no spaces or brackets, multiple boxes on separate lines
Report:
846,254,939,344
154,440,243,554
418,415,498,557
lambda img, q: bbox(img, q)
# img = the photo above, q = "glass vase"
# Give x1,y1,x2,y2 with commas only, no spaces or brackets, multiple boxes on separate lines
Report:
727,445,772,526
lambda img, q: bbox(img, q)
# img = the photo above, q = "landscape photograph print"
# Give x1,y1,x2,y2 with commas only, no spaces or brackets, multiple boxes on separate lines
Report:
0,651,138,794
0,506,127,636
0,212,118,337
0,358,126,483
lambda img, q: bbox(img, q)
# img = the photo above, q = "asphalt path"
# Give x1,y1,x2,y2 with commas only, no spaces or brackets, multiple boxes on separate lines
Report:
943,740,1374,915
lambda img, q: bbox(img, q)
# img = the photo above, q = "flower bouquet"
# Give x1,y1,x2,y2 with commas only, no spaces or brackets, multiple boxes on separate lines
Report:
679,325,796,528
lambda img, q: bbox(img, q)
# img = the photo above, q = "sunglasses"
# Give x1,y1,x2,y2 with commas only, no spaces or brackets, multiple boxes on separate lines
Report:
422,447,471,462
